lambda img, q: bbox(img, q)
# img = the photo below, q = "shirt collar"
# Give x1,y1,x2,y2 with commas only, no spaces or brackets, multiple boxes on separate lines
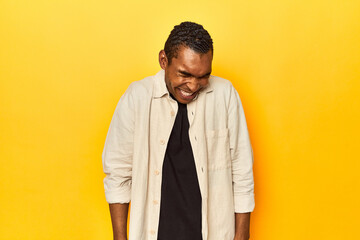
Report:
153,69,214,99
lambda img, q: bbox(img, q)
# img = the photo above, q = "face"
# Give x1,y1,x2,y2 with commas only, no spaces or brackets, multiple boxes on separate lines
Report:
159,46,213,104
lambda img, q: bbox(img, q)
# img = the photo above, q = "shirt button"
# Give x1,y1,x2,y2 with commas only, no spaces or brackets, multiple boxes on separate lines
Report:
153,200,159,205
160,139,165,145
154,170,160,175
170,110,175,116
195,136,197,141
150,230,155,235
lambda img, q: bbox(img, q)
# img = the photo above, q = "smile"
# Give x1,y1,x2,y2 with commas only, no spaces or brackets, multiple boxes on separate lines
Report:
180,89,194,96
177,88,199,101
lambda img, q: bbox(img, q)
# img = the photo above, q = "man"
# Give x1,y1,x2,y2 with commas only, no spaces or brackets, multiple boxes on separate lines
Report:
102,21,255,240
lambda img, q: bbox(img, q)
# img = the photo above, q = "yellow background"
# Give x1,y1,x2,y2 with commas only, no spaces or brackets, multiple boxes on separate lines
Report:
1,0,359,239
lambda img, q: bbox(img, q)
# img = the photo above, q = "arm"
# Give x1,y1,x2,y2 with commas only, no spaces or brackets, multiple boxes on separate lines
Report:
109,203,129,240
234,212,251,240
227,84,255,238
102,84,135,239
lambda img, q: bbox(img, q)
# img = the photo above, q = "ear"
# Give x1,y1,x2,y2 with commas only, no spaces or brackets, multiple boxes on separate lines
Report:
158,50,168,70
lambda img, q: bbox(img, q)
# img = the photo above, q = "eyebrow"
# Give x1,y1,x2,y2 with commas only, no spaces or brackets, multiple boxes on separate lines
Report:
178,70,211,79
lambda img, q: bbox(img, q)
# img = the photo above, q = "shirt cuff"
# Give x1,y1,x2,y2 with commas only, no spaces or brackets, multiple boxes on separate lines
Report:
234,193,255,213
105,187,131,204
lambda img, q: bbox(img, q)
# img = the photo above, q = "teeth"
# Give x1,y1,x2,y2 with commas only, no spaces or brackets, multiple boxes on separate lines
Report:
180,89,193,96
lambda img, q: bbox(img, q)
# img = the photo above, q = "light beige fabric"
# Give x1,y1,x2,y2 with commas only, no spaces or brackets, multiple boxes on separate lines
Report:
102,70,255,240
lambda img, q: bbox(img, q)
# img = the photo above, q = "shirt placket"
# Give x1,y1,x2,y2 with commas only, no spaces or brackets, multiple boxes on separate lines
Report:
187,97,205,191
187,93,209,240
148,94,178,239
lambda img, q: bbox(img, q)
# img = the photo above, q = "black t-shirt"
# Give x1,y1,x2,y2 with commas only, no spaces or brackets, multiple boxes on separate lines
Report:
157,93,202,240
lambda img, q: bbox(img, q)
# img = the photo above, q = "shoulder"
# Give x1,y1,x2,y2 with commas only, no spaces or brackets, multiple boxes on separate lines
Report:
115,74,156,110
209,75,236,92
126,75,155,97
208,75,236,99
119,72,160,107
206,75,243,111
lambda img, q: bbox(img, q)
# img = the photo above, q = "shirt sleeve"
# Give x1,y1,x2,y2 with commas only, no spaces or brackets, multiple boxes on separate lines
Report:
102,84,135,204
228,84,255,213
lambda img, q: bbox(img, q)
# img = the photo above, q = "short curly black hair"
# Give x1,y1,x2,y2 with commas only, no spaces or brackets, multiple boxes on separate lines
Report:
164,21,213,64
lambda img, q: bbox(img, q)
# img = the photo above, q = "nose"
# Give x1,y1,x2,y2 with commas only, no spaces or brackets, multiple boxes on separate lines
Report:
187,79,199,92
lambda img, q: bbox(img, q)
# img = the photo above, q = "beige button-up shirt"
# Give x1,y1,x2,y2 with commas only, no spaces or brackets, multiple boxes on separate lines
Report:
102,70,255,240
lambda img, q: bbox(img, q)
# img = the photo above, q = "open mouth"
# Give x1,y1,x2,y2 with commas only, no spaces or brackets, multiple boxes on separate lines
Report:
177,88,198,100
180,89,194,96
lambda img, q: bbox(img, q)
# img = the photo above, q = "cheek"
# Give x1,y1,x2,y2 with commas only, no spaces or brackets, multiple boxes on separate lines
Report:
170,77,184,88
200,79,210,87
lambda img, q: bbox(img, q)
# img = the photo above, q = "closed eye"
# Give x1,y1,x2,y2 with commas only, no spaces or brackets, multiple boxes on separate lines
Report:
178,70,192,78
178,70,211,79
200,73,211,79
